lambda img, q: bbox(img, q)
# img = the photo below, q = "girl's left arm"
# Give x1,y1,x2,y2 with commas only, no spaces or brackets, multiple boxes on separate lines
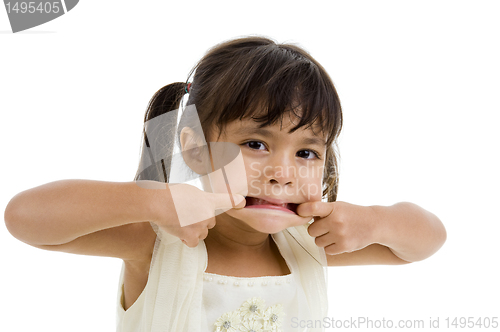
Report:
297,201,447,265
370,202,447,263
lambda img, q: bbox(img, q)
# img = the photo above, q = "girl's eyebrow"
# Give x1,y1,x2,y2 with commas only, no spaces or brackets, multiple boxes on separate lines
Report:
236,126,266,138
237,127,327,147
302,136,328,147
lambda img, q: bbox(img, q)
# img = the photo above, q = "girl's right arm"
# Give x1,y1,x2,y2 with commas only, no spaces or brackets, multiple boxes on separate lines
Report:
4,179,245,259
4,180,166,260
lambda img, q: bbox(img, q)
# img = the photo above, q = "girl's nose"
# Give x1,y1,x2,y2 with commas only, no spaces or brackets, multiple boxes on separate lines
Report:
269,177,293,186
266,155,296,186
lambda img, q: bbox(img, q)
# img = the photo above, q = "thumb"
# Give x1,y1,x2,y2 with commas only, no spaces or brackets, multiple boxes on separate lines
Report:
211,192,246,210
232,194,246,209
296,201,335,219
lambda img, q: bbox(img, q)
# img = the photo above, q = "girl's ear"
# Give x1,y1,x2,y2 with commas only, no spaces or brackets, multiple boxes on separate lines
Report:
179,127,210,175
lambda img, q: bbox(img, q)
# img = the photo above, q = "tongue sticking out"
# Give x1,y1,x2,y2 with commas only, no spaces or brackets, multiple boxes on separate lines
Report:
245,197,298,214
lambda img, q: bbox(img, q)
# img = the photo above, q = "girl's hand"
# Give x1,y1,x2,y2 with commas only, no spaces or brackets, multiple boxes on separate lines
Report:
296,201,376,255
151,183,246,248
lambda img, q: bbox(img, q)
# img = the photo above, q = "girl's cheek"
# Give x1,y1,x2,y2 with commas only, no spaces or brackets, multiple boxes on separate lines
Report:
300,178,323,201
247,179,262,197
246,159,263,177
295,164,324,201
206,142,249,196
221,149,249,196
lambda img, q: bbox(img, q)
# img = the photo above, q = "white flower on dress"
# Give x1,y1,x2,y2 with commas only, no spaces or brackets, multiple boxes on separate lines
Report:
262,304,284,332
213,297,283,332
214,310,241,332
239,319,263,332
239,297,265,320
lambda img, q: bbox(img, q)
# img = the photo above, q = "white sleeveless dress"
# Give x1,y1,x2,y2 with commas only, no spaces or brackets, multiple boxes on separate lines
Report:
116,223,328,332
202,270,309,332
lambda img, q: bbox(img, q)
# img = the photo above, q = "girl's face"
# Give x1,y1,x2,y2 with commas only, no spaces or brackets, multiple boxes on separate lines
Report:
209,112,327,234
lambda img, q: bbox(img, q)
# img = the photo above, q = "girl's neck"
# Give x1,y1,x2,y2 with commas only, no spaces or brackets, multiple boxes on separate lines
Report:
204,221,271,254
203,216,290,277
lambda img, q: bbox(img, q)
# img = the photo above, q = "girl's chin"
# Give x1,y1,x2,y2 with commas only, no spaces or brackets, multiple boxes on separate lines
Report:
224,207,308,234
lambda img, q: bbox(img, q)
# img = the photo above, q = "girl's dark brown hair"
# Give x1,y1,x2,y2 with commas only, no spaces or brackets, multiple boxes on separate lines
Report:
135,36,343,202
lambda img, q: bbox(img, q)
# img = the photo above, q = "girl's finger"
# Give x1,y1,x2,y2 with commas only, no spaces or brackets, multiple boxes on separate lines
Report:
211,193,246,210
232,194,246,209
182,237,199,248
289,215,315,228
207,220,216,229
297,201,335,219
313,232,334,248
323,243,344,256
307,218,331,237
198,228,209,240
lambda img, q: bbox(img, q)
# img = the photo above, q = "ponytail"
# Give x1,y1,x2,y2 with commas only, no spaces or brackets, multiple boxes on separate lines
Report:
134,82,187,183
143,82,186,123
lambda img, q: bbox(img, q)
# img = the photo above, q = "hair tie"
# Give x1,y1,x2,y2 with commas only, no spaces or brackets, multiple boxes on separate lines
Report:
185,82,192,94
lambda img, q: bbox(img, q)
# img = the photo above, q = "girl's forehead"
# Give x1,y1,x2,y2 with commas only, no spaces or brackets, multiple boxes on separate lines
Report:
216,117,327,142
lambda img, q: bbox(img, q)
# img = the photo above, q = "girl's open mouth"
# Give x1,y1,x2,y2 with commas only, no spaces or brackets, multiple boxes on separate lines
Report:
244,196,298,214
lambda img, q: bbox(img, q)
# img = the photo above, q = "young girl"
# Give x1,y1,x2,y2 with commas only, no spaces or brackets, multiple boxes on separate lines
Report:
4,36,446,332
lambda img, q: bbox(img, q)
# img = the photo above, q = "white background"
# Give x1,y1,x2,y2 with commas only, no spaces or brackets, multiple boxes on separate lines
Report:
1,1,499,331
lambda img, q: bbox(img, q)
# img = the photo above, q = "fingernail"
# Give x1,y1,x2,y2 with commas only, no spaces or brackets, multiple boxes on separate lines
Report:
233,195,246,208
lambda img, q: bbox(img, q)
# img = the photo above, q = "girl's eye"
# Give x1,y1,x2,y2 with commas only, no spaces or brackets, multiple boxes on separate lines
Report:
297,150,321,160
245,141,267,150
